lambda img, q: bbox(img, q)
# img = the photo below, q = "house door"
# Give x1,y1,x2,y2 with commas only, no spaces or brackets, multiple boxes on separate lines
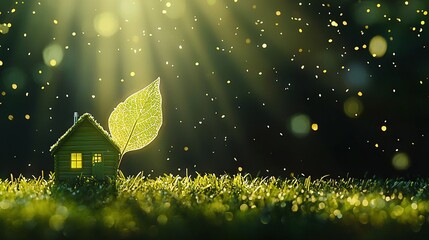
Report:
92,162,104,179
92,153,104,179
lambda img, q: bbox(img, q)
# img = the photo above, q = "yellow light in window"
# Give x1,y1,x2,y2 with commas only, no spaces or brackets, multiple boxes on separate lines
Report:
71,153,82,168
92,153,102,163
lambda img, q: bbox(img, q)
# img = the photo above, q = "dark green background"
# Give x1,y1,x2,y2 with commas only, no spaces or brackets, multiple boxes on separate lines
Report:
1,0,428,178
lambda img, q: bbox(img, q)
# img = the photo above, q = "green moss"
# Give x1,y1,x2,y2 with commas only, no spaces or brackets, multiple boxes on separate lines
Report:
0,173,429,239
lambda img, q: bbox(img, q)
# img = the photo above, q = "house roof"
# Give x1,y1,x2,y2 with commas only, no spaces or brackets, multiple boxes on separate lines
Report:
50,113,120,154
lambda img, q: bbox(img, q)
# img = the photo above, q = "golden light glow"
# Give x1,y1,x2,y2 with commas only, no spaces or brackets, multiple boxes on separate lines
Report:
11,83,18,90
369,35,388,58
25,114,30,120
93,12,119,37
381,125,387,131
8,115,13,121
311,123,319,131
184,146,189,151
392,152,410,170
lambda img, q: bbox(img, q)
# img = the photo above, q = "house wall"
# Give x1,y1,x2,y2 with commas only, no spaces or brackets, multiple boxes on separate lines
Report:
54,120,120,180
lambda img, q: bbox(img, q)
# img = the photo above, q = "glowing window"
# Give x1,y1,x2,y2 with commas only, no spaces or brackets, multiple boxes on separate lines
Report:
71,153,82,169
92,153,102,163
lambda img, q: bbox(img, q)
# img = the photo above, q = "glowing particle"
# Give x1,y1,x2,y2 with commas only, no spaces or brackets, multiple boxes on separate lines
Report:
195,62,199,66
381,125,387,131
238,167,243,172
357,91,363,97
11,84,17,90
25,114,30,120
184,146,189,151
91,95,96,99
298,28,303,33
331,21,338,27
53,19,58,24
421,21,425,26
245,38,251,44
328,39,333,43
366,8,371,13
130,72,136,77
166,2,172,7
375,143,379,148
404,1,409,6
392,152,410,170
311,123,319,131
49,59,57,67
11,8,16,13
354,46,359,51
0,60,3,66
376,3,381,8
2,91,6,96
8,115,13,121
342,21,348,26
262,43,267,48
275,11,281,16
369,35,388,57
72,32,76,36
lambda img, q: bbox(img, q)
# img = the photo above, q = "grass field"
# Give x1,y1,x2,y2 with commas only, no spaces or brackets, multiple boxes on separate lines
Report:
1,171,429,239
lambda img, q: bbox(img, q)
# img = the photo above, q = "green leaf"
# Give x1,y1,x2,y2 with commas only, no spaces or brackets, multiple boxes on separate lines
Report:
108,77,162,158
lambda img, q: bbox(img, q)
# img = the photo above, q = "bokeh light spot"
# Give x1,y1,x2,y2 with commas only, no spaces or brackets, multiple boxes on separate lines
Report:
11,84,18,90
343,97,363,118
25,114,30,120
0,24,10,34
43,43,64,67
207,0,216,6
369,35,388,58
345,63,369,88
290,114,311,137
93,12,119,37
49,59,57,67
184,146,189,151
392,152,410,170
311,123,319,131
8,115,14,121
381,125,387,132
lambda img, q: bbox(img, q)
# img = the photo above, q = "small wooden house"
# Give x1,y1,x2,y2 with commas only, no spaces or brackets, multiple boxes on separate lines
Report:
50,113,120,181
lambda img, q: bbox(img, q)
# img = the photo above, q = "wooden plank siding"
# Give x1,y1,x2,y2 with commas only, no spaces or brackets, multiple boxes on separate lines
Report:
53,120,120,180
